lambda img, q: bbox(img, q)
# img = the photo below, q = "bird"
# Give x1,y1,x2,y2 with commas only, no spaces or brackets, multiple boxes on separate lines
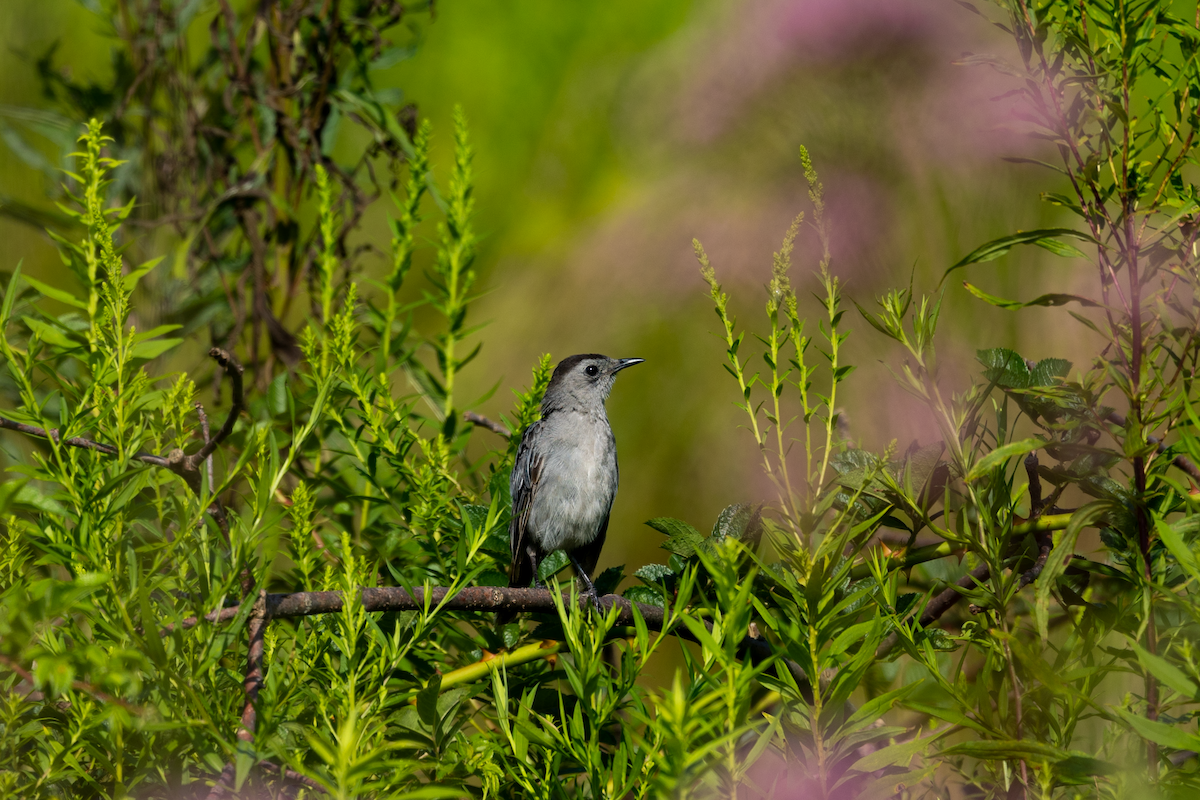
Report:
502,354,644,622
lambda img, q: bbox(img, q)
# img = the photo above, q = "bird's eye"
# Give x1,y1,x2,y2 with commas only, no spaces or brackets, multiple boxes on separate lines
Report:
584,364,599,377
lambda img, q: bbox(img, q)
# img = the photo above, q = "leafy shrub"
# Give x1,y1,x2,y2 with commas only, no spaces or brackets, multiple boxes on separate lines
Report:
3,1,1200,799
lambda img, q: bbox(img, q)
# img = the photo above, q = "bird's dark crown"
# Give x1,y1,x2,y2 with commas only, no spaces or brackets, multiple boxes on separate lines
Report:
547,354,609,390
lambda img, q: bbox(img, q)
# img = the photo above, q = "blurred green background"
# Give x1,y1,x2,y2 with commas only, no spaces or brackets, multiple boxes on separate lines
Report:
0,0,1084,578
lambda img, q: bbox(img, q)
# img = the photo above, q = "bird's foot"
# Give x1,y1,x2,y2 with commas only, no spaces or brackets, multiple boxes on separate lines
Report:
580,588,606,616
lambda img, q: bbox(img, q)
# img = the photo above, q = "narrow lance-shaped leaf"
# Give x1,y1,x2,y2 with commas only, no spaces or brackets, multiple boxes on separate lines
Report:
945,228,1098,280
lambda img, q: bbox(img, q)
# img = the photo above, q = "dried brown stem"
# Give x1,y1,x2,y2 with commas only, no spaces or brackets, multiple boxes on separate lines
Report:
464,411,511,438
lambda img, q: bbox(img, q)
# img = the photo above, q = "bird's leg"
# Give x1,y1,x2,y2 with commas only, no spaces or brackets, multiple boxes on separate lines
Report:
569,553,605,615
528,547,544,589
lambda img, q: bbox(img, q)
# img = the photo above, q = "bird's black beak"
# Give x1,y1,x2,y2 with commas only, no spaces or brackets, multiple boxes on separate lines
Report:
612,358,644,373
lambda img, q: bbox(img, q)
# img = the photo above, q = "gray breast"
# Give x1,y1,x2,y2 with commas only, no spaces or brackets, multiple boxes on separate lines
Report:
528,411,618,552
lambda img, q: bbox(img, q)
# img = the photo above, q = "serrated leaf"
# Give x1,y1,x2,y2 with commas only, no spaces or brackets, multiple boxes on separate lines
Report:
634,563,675,582
623,585,665,608
594,565,624,595
977,347,1030,387
647,517,704,557
537,549,569,581
1029,357,1071,386
711,503,753,543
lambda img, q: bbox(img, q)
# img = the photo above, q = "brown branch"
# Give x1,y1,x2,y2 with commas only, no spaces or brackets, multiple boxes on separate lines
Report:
175,585,812,699
161,604,242,633
0,416,170,467
464,411,511,438
192,348,246,463
204,590,268,800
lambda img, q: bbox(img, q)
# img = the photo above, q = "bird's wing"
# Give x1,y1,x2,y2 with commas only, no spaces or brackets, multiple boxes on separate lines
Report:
508,420,545,588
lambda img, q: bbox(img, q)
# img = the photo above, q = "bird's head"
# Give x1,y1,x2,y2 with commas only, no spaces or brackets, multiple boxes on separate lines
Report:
543,354,644,410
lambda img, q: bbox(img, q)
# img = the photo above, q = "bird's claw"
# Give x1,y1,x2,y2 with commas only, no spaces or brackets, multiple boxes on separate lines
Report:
581,590,605,616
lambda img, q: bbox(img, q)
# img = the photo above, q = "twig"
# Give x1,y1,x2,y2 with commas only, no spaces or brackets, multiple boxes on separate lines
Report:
1107,410,1200,483
464,411,511,438
0,416,169,466
0,348,245,542
1019,452,1053,588
196,402,215,492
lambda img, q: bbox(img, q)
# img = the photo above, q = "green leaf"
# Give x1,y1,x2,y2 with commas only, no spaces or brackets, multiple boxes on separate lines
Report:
130,324,182,343
1053,755,1120,785
1111,706,1200,751
122,256,164,292
130,338,182,360
1028,358,1071,386
1157,516,1200,585
1035,502,1109,640
711,503,754,543
268,373,289,417
1126,635,1200,700
14,483,69,517
0,261,21,326
849,731,938,773
977,347,1030,387
946,228,1097,278
939,738,1072,762
647,517,705,557
634,563,674,582
964,282,1099,311
21,316,76,348
0,478,28,516
1032,237,1087,258
23,276,86,310
416,674,442,727
623,585,665,608
537,549,569,581
966,438,1043,482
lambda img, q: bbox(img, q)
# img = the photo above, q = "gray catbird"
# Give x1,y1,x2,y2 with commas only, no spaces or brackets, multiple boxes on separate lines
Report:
502,354,643,620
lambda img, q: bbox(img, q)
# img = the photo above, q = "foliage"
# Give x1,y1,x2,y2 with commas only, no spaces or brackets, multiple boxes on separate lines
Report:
3,0,1200,798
